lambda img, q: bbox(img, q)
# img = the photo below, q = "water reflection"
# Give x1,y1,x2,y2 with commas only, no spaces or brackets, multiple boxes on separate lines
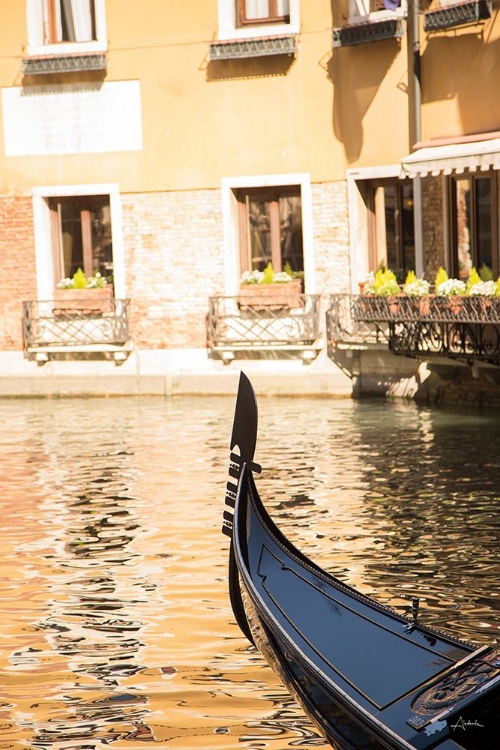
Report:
0,395,498,748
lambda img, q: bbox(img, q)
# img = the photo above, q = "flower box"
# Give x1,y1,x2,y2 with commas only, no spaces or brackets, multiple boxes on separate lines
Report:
238,280,303,311
53,286,114,315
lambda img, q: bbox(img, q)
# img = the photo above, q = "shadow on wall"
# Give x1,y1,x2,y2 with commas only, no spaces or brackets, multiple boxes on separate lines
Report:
205,55,295,82
327,46,402,162
421,31,500,135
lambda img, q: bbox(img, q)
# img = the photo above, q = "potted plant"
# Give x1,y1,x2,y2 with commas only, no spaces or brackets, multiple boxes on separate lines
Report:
54,268,114,314
239,262,303,310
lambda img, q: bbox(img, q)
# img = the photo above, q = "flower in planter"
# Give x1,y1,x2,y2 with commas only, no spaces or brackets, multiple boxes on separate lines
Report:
468,280,496,296
436,278,466,296
403,271,430,297
363,267,400,296
240,261,294,285
57,268,109,289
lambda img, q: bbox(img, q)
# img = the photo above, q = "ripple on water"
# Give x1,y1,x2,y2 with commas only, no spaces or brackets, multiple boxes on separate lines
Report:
0,395,498,748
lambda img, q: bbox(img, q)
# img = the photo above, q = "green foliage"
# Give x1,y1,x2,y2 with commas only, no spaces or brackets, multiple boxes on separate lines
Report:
262,262,275,284
466,267,481,295
496,278,500,297
404,270,417,286
434,267,448,289
73,268,88,289
479,263,494,281
372,267,400,297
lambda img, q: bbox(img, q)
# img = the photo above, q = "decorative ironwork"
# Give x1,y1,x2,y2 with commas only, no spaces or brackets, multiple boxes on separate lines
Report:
22,299,131,363
209,35,296,61
23,53,107,75
207,294,322,362
424,1,492,32
409,647,500,729
332,18,404,48
327,294,500,366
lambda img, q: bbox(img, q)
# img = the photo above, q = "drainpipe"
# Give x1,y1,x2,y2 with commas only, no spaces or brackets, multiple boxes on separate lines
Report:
408,0,424,277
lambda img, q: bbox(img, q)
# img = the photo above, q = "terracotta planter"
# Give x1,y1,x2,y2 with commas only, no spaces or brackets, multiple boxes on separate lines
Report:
53,286,114,315
447,296,463,316
238,280,303,310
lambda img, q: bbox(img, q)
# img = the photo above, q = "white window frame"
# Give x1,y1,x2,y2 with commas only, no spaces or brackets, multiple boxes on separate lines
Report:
32,183,125,299
221,173,314,294
26,0,108,57
216,0,300,41
348,0,407,23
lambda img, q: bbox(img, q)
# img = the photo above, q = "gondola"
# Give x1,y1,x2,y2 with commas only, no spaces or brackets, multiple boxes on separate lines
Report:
222,372,499,750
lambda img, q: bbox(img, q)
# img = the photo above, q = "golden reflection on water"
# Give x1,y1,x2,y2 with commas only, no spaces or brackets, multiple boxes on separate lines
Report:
0,395,498,749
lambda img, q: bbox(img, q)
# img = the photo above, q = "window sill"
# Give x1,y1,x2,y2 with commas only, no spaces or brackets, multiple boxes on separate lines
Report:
332,17,405,48
424,1,492,32
209,35,296,61
22,51,107,75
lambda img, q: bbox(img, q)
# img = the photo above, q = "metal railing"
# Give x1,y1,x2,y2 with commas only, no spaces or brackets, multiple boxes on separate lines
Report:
327,294,500,366
207,294,323,362
22,299,131,363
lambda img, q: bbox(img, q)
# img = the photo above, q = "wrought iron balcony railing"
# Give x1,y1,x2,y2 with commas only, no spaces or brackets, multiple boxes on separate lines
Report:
207,293,323,363
327,294,500,366
424,1,492,32
22,299,132,365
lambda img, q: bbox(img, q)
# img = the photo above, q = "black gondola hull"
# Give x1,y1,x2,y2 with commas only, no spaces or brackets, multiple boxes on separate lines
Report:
224,373,500,750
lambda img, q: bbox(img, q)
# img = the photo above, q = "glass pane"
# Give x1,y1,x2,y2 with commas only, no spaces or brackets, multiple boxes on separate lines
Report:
280,195,303,273
377,186,397,271
401,183,415,274
454,178,472,280
90,201,113,278
475,177,492,277
248,198,272,271
245,0,270,20
60,202,84,278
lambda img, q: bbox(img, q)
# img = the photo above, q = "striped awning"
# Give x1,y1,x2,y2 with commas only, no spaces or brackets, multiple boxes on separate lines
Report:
400,138,500,178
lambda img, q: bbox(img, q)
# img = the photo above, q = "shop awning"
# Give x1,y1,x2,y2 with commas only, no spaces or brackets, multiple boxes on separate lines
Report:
400,138,500,178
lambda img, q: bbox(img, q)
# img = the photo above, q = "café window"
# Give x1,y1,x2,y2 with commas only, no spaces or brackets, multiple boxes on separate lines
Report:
237,0,290,26
237,187,303,276
50,196,113,284
450,173,498,280
368,180,415,278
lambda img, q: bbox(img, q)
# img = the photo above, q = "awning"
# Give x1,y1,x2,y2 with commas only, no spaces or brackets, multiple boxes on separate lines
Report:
400,138,500,178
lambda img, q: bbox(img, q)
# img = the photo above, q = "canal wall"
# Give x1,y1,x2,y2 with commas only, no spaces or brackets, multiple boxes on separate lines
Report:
0,348,498,405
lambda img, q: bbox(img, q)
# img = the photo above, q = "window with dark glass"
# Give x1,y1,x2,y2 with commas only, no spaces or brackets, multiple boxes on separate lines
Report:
450,174,497,280
237,187,303,276
368,180,414,278
45,0,97,44
50,196,113,283
237,0,290,27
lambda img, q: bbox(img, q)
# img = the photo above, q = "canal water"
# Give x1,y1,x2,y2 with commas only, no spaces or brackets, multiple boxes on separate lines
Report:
0,394,498,749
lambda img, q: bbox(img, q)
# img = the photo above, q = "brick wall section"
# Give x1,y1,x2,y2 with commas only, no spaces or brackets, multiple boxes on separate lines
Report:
422,176,446,282
0,197,37,350
122,190,225,349
311,181,350,294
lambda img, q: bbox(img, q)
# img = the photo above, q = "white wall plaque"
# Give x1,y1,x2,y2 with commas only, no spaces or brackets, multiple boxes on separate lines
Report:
2,80,143,156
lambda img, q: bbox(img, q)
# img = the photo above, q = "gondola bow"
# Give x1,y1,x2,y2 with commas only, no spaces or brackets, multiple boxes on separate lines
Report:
223,372,499,750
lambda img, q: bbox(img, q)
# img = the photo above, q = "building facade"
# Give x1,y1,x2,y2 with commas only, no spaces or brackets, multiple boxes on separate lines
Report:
0,2,499,396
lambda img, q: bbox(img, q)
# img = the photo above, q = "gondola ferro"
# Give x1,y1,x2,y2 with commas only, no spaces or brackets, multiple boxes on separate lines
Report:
222,372,499,750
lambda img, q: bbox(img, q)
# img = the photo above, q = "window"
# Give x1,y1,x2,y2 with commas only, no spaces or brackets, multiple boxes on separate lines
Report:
216,0,299,41
237,0,290,26
26,0,107,55
49,196,113,285
349,0,405,19
449,174,497,280
237,187,304,277
44,0,96,44
368,180,415,278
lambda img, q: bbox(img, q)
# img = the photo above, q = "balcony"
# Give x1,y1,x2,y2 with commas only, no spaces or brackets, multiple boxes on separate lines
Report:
332,16,405,48
424,1,492,32
327,294,500,366
22,52,107,75
22,299,132,365
207,293,323,364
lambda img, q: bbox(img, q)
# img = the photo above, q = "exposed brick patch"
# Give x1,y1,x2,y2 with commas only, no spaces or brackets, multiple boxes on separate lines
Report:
422,176,446,282
0,197,37,350
311,182,350,293
121,190,225,348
